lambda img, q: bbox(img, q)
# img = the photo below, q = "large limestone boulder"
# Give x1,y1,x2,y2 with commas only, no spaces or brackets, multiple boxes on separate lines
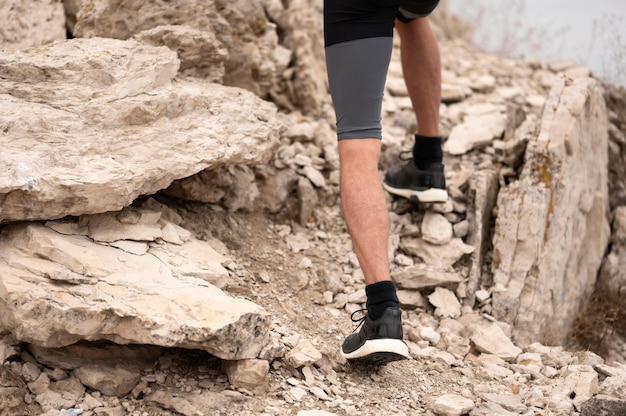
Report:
0,205,271,360
0,37,283,224
491,76,610,346
71,0,291,97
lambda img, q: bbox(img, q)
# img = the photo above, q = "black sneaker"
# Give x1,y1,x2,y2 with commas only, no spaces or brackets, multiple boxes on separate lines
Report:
383,153,448,203
341,307,409,364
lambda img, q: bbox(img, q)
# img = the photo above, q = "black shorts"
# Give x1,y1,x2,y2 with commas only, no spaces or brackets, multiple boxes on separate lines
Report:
324,0,439,139
324,0,439,47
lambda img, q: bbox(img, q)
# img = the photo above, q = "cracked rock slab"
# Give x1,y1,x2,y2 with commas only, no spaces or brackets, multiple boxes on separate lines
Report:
0,220,271,360
0,37,282,224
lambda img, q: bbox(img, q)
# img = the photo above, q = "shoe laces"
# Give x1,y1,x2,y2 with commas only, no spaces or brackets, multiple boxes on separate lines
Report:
349,308,368,332
398,150,413,162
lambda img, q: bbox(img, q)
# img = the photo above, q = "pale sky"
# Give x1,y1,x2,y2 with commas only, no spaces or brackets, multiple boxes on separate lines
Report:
445,0,626,85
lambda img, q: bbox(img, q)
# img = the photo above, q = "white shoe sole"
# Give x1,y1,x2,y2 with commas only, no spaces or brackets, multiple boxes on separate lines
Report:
382,182,448,202
341,338,409,361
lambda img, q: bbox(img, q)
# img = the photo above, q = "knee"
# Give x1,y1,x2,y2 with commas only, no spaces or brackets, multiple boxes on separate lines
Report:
396,0,439,22
338,139,382,166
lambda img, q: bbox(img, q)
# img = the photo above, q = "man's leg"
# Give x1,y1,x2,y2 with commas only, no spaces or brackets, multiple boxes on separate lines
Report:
326,41,407,362
338,139,407,363
396,17,441,137
324,34,396,288
338,139,390,286
324,0,408,364
382,16,448,202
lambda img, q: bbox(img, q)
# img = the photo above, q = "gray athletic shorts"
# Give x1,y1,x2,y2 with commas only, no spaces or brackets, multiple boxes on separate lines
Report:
324,0,439,140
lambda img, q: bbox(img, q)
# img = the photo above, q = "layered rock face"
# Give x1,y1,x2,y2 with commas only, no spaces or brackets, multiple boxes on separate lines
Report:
71,0,288,97
491,77,610,346
0,0,284,378
0,37,282,223
0,210,270,360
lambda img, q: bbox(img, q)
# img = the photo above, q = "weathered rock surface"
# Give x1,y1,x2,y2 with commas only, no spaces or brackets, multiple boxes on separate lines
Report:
0,37,283,223
70,0,291,98
0,207,271,360
0,0,66,50
280,0,330,116
491,76,610,346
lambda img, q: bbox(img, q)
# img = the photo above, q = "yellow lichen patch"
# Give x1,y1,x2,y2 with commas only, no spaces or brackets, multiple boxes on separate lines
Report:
527,151,556,245
82,50,112,61
27,42,57,56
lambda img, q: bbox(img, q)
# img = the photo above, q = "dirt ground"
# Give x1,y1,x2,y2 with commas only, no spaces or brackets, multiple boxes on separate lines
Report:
131,194,498,416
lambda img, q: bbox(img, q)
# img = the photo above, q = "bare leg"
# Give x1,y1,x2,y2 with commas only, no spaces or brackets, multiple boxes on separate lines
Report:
338,139,391,285
381,16,447,203
396,17,441,137
326,0,409,363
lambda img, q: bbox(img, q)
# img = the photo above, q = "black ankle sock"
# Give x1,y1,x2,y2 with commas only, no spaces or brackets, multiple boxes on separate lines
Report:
412,134,443,170
366,281,400,320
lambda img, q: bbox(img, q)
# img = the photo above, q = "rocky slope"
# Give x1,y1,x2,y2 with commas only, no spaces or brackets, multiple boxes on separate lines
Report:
1,1,626,416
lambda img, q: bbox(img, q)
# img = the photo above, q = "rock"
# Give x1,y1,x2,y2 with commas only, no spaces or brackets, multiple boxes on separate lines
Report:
432,394,474,416
72,0,287,98
261,168,300,213
0,340,19,364
281,0,328,116
420,327,441,345
285,340,322,368
400,237,474,269
145,389,245,416
392,264,463,290
444,112,508,155
428,287,462,319
287,386,307,401
463,170,499,309
165,165,261,213
441,83,473,103
298,176,320,226
85,210,163,243
580,395,626,416
0,0,66,50
421,212,453,245
27,373,50,395
0,222,271,360
74,364,136,396
470,322,522,362
93,407,125,416
223,359,270,395
0,386,28,414
561,367,599,409
526,343,575,369
597,206,626,306
35,388,76,412
491,76,610,346
286,233,310,253
0,37,282,224
50,376,85,402
133,24,228,81
397,290,427,309
479,393,527,414
469,402,520,416
493,114,537,168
